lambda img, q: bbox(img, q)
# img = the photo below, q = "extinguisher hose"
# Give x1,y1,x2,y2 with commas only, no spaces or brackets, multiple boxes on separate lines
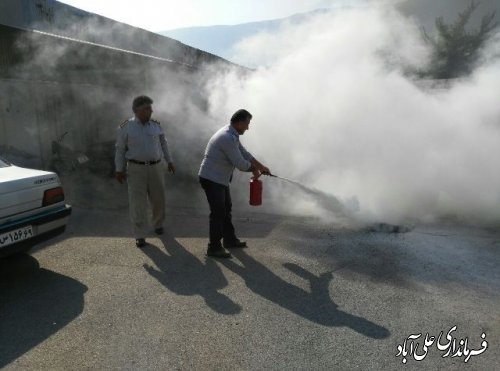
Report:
265,173,298,184
264,173,351,216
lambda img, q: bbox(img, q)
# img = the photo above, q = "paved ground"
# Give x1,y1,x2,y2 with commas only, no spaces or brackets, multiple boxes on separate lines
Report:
1,199,499,370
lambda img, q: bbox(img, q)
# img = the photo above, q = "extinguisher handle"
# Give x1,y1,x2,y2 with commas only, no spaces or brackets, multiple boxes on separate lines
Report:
251,169,262,179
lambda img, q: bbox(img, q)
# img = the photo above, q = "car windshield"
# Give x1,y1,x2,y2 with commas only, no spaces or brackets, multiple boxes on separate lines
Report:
0,157,12,168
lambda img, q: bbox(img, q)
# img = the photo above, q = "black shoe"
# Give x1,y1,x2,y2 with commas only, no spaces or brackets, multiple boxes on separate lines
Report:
223,239,247,249
206,245,231,258
154,227,164,235
136,238,146,248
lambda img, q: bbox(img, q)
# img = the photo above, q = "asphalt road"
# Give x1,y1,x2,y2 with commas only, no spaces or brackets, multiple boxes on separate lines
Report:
1,204,499,370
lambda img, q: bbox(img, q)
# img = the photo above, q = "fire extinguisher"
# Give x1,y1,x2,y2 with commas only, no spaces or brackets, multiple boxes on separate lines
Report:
249,178,263,206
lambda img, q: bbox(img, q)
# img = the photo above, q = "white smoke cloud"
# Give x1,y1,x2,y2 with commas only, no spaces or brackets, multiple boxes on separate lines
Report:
206,5,500,226
5,2,499,226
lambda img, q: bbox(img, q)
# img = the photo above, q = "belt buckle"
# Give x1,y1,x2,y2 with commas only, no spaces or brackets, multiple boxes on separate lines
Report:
144,161,151,165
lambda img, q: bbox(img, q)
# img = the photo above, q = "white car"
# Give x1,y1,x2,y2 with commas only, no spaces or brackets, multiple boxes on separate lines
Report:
0,157,71,257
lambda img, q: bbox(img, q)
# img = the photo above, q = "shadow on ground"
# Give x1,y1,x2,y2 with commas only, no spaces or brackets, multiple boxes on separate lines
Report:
220,249,390,339
0,254,87,368
141,232,241,315
141,233,389,339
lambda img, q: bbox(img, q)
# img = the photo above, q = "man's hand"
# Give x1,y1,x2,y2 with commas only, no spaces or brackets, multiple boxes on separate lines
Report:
260,166,271,175
250,158,271,176
252,169,261,179
168,162,176,174
115,171,126,184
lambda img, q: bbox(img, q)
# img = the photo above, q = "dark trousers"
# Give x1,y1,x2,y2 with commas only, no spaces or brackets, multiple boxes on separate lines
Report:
199,177,237,247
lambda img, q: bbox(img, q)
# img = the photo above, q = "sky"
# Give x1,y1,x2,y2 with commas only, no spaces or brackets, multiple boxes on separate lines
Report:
57,0,353,32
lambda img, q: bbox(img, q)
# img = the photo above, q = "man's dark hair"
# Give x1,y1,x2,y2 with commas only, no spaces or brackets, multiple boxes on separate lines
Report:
230,109,252,124
132,95,153,111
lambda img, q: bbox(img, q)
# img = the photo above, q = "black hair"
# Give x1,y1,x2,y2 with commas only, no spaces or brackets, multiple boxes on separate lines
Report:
230,109,252,124
132,95,153,111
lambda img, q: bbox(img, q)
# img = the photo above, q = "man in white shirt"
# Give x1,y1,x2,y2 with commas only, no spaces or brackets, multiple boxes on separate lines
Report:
199,109,270,258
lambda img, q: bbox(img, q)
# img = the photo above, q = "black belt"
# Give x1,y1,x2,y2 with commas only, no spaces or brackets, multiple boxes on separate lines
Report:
128,159,161,165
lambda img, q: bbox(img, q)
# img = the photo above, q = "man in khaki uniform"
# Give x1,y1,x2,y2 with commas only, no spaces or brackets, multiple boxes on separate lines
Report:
115,96,175,247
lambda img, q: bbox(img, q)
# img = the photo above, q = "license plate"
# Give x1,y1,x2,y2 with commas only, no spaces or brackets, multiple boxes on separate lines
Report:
0,225,34,248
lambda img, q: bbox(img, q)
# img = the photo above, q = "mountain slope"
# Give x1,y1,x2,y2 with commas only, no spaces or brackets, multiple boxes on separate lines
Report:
160,1,499,64
160,10,328,62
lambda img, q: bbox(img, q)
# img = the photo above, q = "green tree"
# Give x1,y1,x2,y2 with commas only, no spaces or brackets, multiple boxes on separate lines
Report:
423,1,498,79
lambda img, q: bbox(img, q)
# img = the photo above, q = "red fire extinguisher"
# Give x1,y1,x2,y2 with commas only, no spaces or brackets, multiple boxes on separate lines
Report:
249,178,263,206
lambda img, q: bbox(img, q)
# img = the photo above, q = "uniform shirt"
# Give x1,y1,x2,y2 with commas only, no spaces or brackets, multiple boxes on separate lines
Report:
115,116,173,172
198,124,254,186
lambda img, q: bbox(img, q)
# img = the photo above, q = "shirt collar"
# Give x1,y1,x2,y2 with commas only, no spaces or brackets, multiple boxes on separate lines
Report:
134,116,149,125
228,124,239,137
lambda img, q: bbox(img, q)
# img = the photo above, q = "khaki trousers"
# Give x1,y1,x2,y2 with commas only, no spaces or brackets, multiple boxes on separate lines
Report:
127,162,166,238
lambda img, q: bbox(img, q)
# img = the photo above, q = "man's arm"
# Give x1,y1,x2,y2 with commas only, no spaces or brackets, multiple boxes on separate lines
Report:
238,142,254,161
159,134,172,163
159,133,175,174
236,142,270,177
221,137,252,171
